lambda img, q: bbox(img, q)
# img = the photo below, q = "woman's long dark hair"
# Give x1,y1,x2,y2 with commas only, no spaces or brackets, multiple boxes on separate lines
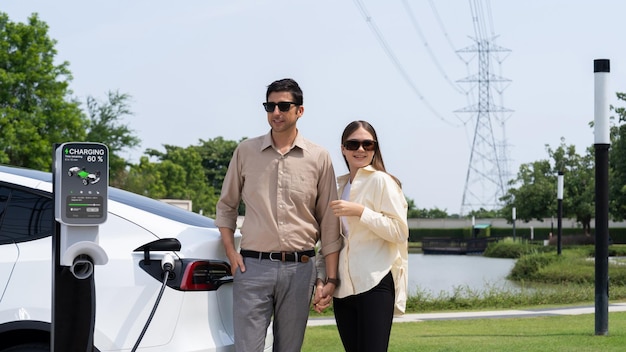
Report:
341,120,401,187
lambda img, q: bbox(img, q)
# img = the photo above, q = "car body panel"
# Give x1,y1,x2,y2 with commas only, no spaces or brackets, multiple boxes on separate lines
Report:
0,165,273,351
0,238,52,315
0,243,17,303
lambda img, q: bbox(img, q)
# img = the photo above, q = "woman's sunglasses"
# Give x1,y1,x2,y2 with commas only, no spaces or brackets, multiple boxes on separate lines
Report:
343,139,377,151
262,101,297,112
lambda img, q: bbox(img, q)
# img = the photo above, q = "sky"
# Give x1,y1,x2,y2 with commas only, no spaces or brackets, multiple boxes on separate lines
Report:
3,0,626,214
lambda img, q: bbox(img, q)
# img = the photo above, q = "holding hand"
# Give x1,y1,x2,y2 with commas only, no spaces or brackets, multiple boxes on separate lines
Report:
312,279,337,313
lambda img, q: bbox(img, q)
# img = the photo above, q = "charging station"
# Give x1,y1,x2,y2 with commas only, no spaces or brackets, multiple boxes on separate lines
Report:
52,142,109,351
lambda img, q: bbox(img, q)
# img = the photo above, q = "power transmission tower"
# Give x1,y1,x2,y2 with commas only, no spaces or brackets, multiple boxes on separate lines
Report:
456,37,512,216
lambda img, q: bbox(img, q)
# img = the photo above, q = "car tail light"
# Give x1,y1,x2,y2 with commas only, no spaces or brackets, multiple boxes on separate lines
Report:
179,260,233,291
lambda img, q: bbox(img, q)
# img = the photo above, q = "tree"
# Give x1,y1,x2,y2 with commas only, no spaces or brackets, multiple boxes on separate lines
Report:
467,208,503,219
500,159,555,223
500,139,594,234
127,145,219,215
193,137,242,192
125,156,168,198
124,137,243,216
609,92,626,220
122,136,241,217
157,145,218,214
546,141,594,235
425,207,450,219
406,197,450,218
192,137,244,214
0,12,86,170
84,90,141,186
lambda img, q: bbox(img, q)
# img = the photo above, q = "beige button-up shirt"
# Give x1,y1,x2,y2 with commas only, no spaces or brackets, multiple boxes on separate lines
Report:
215,131,342,256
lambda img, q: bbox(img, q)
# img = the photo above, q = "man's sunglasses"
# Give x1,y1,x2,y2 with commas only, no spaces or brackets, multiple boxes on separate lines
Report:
262,101,297,112
343,139,377,151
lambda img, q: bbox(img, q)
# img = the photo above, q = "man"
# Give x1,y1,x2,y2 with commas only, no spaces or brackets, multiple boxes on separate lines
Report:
215,78,342,351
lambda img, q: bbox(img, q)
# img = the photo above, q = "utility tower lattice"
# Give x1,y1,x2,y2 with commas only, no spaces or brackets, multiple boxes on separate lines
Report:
457,37,512,216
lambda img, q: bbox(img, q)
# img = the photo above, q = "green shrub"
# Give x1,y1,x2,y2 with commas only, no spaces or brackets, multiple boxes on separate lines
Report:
609,261,626,285
483,238,552,258
506,246,626,285
608,244,626,256
404,283,626,313
534,251,594,284
508,251,561,281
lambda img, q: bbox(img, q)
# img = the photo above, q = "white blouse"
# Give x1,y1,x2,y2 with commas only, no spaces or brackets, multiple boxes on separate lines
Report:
340,180,351,237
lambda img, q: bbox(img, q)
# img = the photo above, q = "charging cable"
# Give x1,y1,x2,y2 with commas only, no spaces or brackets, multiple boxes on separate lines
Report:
131,253,175,352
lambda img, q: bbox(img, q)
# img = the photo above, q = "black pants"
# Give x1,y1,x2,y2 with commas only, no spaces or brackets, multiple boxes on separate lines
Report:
333,271,395,352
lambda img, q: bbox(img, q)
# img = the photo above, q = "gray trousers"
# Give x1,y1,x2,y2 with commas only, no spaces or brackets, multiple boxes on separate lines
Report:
233,256,316,352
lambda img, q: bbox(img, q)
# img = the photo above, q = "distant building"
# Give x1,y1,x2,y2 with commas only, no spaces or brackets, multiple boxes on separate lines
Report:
159,199,192,211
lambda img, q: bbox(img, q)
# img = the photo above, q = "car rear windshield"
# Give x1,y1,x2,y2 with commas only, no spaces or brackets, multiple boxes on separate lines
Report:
0,165,216,228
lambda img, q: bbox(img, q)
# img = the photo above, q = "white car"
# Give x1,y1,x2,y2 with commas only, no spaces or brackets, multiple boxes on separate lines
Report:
0,165,273,351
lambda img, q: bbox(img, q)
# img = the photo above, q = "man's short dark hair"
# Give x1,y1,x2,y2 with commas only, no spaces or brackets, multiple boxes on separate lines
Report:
266,78,303,105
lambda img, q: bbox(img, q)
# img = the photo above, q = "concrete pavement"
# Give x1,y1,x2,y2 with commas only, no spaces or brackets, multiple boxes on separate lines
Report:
306,302,626,327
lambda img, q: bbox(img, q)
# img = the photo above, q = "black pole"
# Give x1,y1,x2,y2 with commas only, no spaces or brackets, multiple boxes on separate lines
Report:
594,58,610,336
512,219,516,241
557,172,563,256
52,144,96,351
595,143,610,335
557,201,562,254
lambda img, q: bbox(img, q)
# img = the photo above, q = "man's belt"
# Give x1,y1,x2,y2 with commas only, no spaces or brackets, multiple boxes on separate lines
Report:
240,249,315,263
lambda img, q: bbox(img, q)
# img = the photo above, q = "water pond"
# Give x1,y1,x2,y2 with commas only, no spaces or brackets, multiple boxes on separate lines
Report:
407,253,519,296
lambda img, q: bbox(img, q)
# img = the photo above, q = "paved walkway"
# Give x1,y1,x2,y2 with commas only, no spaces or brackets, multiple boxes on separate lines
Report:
306,303,626,327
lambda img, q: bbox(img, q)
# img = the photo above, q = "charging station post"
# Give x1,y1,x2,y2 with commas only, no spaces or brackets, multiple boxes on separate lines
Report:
52,142,109,351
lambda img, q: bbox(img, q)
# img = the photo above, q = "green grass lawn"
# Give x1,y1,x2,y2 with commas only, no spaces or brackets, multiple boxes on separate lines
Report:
302,244,626,350
303,311,626,351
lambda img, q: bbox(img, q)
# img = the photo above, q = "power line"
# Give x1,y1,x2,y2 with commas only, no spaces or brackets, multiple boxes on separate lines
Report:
352,0,458,126
427,0,468,64
400,0,464,94
426,0,477,123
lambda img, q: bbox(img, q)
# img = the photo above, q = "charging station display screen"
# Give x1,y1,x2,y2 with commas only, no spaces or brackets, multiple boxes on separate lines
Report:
55,142,109,225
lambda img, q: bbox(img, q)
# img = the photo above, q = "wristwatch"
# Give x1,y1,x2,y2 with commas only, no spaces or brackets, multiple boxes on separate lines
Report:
325,277,340,286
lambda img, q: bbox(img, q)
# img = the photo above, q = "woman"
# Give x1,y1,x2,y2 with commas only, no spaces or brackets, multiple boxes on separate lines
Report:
327,120,409,352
